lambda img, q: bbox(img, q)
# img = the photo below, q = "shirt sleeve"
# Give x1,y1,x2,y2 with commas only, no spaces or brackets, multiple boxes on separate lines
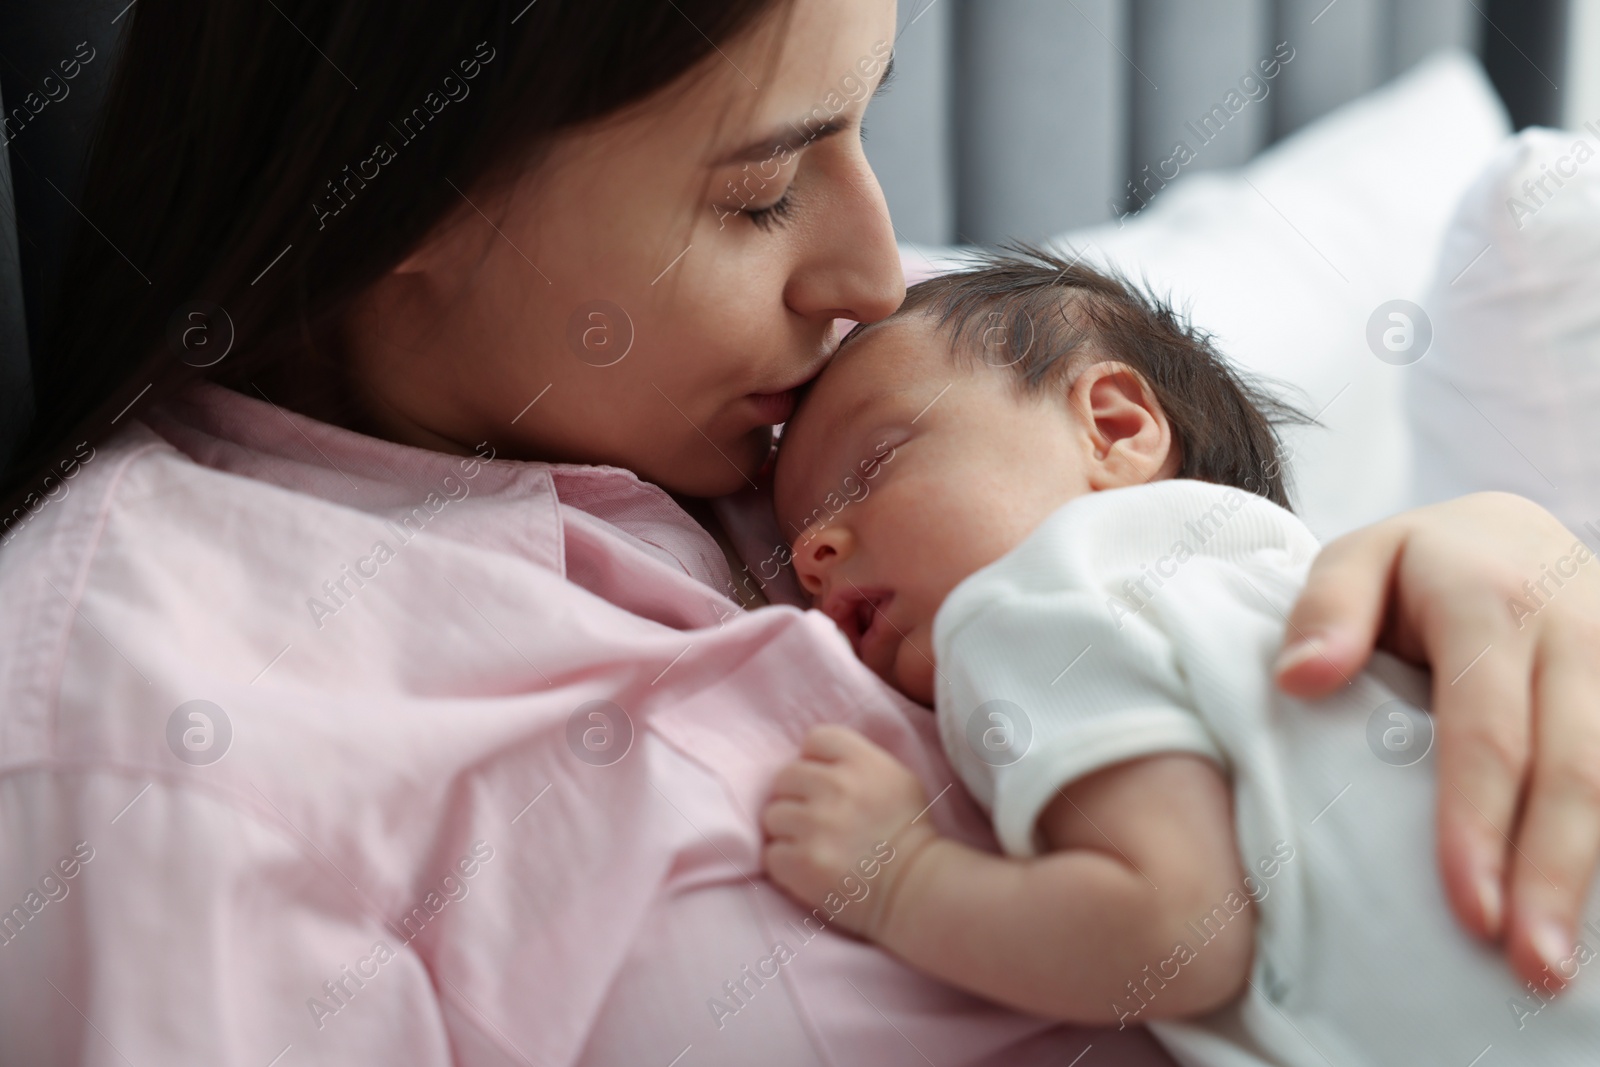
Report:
931,481,1321,858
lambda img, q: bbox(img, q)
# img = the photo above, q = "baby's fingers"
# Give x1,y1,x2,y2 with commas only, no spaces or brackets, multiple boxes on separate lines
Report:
802,724,878,762
769,759,837,801
761,799,813,841
762,840,804,888
762,840,831,904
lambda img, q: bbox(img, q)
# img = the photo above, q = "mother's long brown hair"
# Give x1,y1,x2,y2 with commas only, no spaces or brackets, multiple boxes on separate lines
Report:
1,0,789,526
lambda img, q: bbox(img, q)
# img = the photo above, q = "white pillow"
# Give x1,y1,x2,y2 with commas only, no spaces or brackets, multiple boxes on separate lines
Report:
902,52,1509,540
1405,127,1600,541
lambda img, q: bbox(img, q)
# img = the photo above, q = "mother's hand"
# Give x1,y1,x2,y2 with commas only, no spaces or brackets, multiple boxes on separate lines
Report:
1277,492,1600,989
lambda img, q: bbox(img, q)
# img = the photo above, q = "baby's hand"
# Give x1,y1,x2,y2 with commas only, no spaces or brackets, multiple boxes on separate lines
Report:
761,724,937,940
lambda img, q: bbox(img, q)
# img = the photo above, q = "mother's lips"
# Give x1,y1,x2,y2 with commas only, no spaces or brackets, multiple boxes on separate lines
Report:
749,343,839,427
747,388,798,425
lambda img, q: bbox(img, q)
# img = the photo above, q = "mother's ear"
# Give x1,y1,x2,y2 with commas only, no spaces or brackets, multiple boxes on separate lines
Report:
1067,361,1178,489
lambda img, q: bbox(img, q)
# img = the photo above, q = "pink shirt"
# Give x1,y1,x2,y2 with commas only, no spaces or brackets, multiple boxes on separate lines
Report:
0,383,1174,1066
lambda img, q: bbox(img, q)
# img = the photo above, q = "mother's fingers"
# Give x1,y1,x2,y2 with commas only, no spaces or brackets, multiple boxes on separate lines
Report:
1432,644,1530,945
1284,492,1600,980
1276,518,1407,698
1505,635,1600,988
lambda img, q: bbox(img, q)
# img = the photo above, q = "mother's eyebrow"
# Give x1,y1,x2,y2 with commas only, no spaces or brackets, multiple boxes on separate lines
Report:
713,120,849,166
711,54,895,167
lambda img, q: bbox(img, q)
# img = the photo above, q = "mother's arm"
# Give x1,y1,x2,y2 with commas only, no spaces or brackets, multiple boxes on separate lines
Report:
1276,492,1600,987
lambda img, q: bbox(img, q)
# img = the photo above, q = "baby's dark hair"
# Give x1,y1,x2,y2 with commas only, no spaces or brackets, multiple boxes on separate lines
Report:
879,242,1312,509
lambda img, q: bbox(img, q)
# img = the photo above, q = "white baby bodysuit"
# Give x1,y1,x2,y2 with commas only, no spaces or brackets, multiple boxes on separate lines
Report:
932,480,1600,1067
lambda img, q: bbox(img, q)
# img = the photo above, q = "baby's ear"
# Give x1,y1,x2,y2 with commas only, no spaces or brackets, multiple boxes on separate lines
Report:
1069,361,1177,489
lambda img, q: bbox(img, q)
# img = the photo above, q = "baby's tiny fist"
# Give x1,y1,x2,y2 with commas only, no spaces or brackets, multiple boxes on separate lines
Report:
760,726,934,939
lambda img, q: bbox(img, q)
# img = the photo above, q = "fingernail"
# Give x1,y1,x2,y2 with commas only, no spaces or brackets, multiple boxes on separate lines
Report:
1476,875,1503,938
1530,920,1572,975
1274,635,1328,676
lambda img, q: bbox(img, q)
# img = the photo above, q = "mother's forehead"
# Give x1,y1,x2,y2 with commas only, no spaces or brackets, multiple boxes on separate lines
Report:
651,0,897,141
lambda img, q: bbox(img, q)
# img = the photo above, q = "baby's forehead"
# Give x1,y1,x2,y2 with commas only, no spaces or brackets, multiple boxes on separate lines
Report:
777,316,936,471
804,313,946,414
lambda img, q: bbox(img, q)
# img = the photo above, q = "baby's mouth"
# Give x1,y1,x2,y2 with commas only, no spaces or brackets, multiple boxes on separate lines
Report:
823,586,896,660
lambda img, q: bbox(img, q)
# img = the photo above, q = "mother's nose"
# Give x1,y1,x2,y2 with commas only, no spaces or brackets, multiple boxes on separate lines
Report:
783,154,905,327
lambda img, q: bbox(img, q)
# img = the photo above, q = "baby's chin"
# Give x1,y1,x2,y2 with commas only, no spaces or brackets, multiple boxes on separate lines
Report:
891,629,938,708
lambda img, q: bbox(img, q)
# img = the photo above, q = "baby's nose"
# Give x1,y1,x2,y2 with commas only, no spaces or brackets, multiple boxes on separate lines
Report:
792,525,853,596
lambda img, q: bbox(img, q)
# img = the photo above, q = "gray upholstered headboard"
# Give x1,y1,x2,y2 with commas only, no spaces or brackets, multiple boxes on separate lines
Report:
0,0,1573,467
865,0,1566,246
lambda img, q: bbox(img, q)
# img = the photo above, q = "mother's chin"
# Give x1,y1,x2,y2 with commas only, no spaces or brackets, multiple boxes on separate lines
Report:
647,423,775,499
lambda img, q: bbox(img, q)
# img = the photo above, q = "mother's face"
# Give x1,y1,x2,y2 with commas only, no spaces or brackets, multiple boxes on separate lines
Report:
344,0,904,496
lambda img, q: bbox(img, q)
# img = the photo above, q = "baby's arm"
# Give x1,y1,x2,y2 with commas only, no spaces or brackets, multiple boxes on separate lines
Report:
762,725,1254,1024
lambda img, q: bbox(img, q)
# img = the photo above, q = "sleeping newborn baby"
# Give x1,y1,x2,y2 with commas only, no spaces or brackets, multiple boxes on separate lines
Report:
761,246,1600,1066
